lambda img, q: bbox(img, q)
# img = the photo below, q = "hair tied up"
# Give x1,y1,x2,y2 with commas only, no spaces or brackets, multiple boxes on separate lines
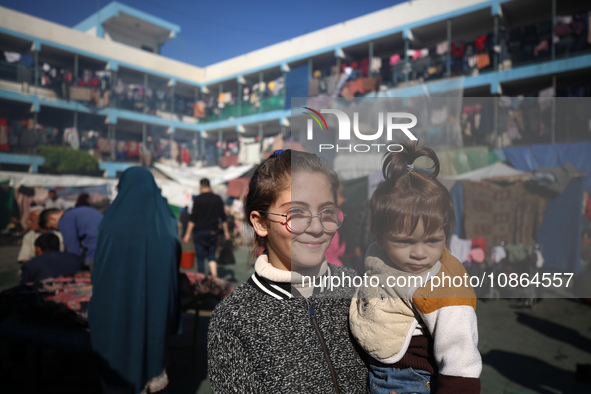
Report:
382,141,440,183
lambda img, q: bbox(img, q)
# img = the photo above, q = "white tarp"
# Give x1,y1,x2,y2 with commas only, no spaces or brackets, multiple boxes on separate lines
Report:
0,171,118,189
154,163,254,188
0,170,201,209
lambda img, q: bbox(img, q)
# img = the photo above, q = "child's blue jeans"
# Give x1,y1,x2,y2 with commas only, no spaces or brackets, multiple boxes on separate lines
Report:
368,363,432,394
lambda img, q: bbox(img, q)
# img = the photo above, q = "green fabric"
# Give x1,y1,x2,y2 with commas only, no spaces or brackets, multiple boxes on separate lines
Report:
168,204,180,219
415,146,491,177
89,167,181,392
503,244,535,264
488,149,500,165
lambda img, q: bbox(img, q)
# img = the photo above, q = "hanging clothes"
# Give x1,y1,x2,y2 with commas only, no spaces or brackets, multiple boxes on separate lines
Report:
63,127,79,150
308,79,320,96
194,101,205,118
436,41,449,55
490,245,507,264
3,51,21,63
538,87,554,111
449,234,472,264
389,54,401,66
534,40,549,56
451,42,465,58
180,147,190,163
370,57,382,74
474,35,487,51
273,76,284,96
476,53,490,69
360,58,369,76
126,141,140,157
0,119,9,152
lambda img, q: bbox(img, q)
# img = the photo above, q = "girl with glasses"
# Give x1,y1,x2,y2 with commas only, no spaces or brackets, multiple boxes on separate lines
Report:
208,149,367,393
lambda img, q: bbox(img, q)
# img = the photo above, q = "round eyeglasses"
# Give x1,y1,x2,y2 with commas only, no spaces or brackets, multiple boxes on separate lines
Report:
259,207,344,233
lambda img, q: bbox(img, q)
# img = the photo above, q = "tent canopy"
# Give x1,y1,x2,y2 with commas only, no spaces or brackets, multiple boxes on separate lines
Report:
444,162,527,182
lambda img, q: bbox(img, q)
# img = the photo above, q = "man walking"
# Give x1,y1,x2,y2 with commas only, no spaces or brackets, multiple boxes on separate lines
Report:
182,178,230,277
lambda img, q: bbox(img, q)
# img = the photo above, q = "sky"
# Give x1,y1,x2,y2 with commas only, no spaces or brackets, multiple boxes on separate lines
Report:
1,0,406,67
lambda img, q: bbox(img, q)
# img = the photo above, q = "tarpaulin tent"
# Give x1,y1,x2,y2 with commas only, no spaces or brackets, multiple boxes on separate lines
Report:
445,162,584,276
502,142,590,275
226,167,257,199
153,163,254,188
504,142,591,193
0,169,204,221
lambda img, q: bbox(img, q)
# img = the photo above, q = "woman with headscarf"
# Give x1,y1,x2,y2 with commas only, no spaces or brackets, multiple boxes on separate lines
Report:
88,167,181,394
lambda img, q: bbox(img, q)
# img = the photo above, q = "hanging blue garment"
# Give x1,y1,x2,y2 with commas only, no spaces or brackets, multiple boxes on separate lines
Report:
284,64,310,109
88,167,181,392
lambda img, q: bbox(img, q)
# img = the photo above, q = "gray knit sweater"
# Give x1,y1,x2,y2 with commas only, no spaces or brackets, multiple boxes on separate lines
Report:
207,264,368,393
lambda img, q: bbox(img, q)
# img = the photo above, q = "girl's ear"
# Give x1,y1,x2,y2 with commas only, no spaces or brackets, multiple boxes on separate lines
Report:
250,211,268,238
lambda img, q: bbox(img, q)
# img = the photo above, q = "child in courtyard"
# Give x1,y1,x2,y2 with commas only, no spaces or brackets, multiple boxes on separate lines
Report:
350,141,481,394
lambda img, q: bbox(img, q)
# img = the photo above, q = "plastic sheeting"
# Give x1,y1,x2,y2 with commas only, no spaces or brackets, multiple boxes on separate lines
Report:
153,163,254,188
537,178,583,275
0,170,199,211
444,162,526,182
423,146,492,177
503,142,591,193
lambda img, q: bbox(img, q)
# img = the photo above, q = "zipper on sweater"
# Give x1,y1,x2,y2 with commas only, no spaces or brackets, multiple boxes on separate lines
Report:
306,298,340,394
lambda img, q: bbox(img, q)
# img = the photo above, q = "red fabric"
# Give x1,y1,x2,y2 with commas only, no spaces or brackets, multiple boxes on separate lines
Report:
226,177,250,198
360,58,369,76
125,141,140,157
475,35,487,51
584,194,591,221
467,248,485,264
555,23,571,37
219,155,239,168
180,147,190,163
451,43,465,58
471,236,487,251
436,374,480,394
350,61,358,69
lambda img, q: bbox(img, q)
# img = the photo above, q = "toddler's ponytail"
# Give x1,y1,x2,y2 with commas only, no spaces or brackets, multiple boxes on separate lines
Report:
382,141,440,184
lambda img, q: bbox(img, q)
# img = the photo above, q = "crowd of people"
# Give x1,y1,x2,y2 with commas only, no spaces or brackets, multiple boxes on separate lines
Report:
6,142,482,393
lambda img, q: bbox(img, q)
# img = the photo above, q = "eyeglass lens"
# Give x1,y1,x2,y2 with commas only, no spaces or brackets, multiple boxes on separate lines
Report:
287,208,343,233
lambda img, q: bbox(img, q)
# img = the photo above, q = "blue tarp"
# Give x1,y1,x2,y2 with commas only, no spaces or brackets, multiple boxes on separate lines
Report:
536,178,583,275
284,64,309,110
503,142,591,193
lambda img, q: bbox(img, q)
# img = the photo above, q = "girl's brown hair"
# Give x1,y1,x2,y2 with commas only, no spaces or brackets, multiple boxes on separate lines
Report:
244,149,339,253
371,141,455,242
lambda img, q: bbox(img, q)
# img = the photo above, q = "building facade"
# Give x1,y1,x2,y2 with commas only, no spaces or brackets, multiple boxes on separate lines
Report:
0,0,589,176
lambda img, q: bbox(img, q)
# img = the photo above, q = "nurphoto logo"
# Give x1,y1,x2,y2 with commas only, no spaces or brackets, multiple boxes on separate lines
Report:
303,107,418,153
